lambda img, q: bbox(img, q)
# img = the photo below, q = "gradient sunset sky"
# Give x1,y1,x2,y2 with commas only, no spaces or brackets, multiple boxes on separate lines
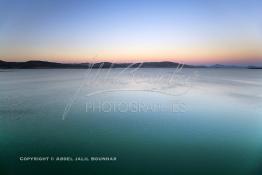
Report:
0,0,261,65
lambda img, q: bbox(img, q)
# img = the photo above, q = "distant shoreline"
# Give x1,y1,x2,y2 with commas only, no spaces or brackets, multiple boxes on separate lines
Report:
0,60,261,69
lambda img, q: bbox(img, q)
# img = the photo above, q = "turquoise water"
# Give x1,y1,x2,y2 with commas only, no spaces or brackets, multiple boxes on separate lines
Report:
0,69,262,175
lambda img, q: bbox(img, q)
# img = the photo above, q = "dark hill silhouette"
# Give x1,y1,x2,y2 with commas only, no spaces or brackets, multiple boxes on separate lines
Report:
0,60,206,69
1,60,254,69
248,66,262,69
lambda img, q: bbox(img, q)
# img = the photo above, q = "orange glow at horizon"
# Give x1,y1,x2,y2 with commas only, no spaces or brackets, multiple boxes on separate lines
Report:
2,44,262,65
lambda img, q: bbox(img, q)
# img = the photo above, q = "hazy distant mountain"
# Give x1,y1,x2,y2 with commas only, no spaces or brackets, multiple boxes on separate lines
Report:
0,60,255,69
91,61,204,68
0,60,203,69
209,64,245,68
247,66,262,69
0,60,86,69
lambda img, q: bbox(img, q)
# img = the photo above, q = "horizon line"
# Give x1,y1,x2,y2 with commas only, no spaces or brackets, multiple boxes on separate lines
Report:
1,59,261,67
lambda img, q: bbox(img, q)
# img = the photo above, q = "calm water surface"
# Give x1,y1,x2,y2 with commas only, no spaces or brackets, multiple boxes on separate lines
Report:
0,68,262,175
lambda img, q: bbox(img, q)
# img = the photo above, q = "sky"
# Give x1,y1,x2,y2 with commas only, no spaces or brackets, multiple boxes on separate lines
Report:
0,0,262,65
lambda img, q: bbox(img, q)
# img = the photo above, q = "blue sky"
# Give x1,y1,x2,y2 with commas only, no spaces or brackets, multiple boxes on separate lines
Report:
0,0,261,65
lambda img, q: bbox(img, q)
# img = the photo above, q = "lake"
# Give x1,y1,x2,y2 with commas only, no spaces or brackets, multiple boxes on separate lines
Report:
0,68,262,175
